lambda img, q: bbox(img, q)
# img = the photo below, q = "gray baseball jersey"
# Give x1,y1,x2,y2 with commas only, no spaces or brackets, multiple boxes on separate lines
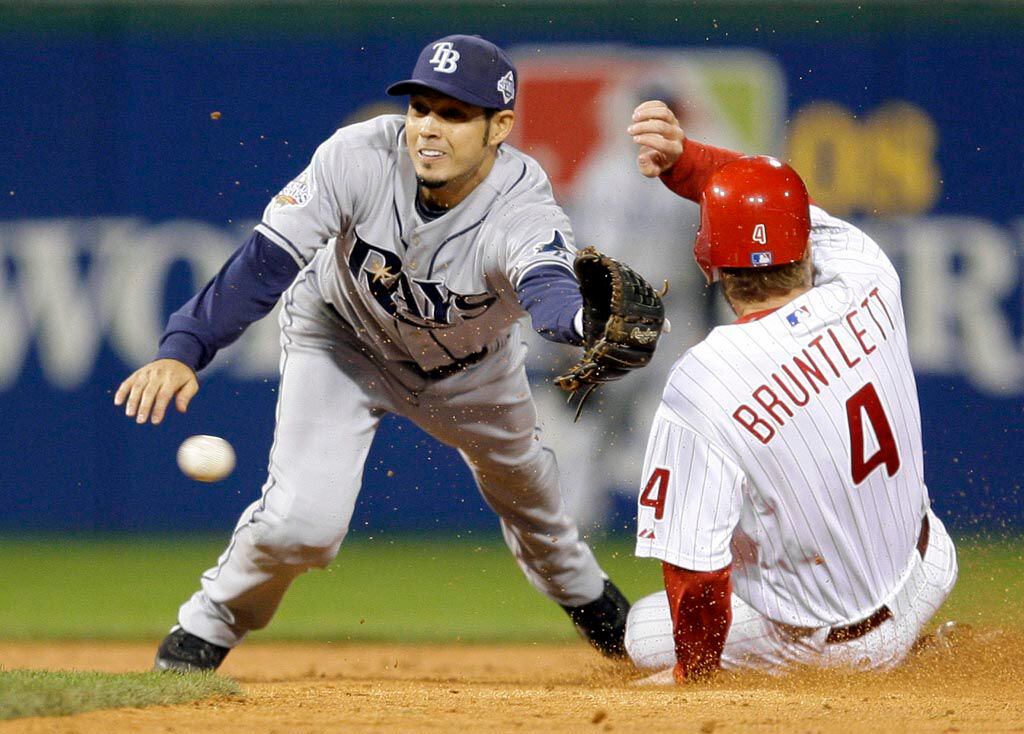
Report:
255,115,576,372
172,115,611,648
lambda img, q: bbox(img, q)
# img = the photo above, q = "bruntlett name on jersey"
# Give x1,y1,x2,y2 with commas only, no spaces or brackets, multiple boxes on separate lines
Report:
348,234,497,327
733,287,897,445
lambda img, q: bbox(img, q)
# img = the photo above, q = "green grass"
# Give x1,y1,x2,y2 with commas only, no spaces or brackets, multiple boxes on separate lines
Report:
0,534,1020,642
0,669,240,720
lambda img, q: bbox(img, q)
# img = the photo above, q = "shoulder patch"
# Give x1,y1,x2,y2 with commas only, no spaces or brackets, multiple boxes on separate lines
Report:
532,230,572,258
271,169,312,208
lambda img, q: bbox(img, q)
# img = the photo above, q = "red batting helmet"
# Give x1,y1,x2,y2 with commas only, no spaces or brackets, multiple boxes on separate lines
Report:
694,155,811,283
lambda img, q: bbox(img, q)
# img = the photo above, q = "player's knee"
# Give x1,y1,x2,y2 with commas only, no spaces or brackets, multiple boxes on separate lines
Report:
470,443,552,488
474,424,546,464
257,533,344,569
253,511,348,568
624,591,676,671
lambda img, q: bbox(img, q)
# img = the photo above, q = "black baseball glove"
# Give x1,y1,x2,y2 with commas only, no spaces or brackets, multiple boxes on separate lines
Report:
555,247,666,419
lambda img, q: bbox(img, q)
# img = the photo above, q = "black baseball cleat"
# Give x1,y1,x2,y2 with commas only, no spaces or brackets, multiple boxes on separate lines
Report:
561,579,631,659
154,626,230,672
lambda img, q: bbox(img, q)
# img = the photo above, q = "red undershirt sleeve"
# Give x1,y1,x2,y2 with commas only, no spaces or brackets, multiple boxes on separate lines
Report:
661,561,733,683
658,139,745,203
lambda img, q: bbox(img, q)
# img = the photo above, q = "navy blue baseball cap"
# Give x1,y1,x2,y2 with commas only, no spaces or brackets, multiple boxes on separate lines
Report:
387,35,517,111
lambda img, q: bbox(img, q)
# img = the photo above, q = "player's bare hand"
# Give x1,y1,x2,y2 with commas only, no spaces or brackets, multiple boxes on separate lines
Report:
629,100,685,178
114,358,198,425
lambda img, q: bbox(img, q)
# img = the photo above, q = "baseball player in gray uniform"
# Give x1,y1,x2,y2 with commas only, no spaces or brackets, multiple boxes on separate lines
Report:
114,35,641,671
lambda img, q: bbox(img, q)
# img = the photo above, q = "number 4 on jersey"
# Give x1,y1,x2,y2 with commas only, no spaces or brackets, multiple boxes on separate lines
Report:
639,467,671,520
846,383,901,484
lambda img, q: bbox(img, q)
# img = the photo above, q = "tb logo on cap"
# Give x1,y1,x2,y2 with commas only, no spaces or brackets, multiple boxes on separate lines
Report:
429,42,460,73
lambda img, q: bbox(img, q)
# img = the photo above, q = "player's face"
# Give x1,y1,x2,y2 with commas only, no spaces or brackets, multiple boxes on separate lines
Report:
405,91,514,207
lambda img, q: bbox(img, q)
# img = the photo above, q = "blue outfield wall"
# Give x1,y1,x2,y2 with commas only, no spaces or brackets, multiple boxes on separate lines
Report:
0,3,1021,534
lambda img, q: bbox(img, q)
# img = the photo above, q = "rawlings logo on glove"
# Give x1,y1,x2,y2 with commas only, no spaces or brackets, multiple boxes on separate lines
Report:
630,326,659,345
555,247,667,419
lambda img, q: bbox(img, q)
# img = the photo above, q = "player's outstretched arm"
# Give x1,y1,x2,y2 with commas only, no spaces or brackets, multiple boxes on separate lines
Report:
630,100,744,202
629,100,686,178
114,358,198,425
112,232,295,427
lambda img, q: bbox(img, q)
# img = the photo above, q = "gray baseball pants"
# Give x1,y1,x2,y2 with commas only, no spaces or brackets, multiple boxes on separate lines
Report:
178,269,607,648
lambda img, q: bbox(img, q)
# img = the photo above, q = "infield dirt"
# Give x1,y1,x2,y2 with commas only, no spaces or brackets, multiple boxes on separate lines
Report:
1,633,1021,733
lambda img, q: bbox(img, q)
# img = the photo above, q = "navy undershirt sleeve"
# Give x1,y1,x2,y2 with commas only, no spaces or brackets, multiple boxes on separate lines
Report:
157,230,301,371
516,265,584,346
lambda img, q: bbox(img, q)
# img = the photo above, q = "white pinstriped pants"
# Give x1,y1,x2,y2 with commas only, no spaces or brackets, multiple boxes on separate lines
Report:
625,509,958,676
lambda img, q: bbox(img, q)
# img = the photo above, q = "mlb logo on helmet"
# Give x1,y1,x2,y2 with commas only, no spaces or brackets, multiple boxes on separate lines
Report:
386,34,518,111
750,251,773,266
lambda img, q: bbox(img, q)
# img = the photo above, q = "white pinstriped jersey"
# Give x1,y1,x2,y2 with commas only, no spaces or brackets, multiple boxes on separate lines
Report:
635,206,930,628
255,115,577,371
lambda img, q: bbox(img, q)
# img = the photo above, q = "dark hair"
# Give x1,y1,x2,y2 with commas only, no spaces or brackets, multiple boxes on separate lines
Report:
720,259,811,304
482,107,503,146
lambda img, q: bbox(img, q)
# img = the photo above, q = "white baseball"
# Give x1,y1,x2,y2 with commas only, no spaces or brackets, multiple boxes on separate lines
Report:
176,435,236,483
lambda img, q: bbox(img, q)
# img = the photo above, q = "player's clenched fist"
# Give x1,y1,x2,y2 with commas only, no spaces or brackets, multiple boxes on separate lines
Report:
629,100,686,178
114,358,198,425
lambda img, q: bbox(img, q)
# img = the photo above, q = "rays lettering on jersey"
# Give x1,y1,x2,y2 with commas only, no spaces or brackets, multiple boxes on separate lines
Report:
348,235,496,326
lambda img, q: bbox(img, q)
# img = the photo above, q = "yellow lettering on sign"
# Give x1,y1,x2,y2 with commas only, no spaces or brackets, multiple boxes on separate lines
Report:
867,102,940,215
787,101,940,217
